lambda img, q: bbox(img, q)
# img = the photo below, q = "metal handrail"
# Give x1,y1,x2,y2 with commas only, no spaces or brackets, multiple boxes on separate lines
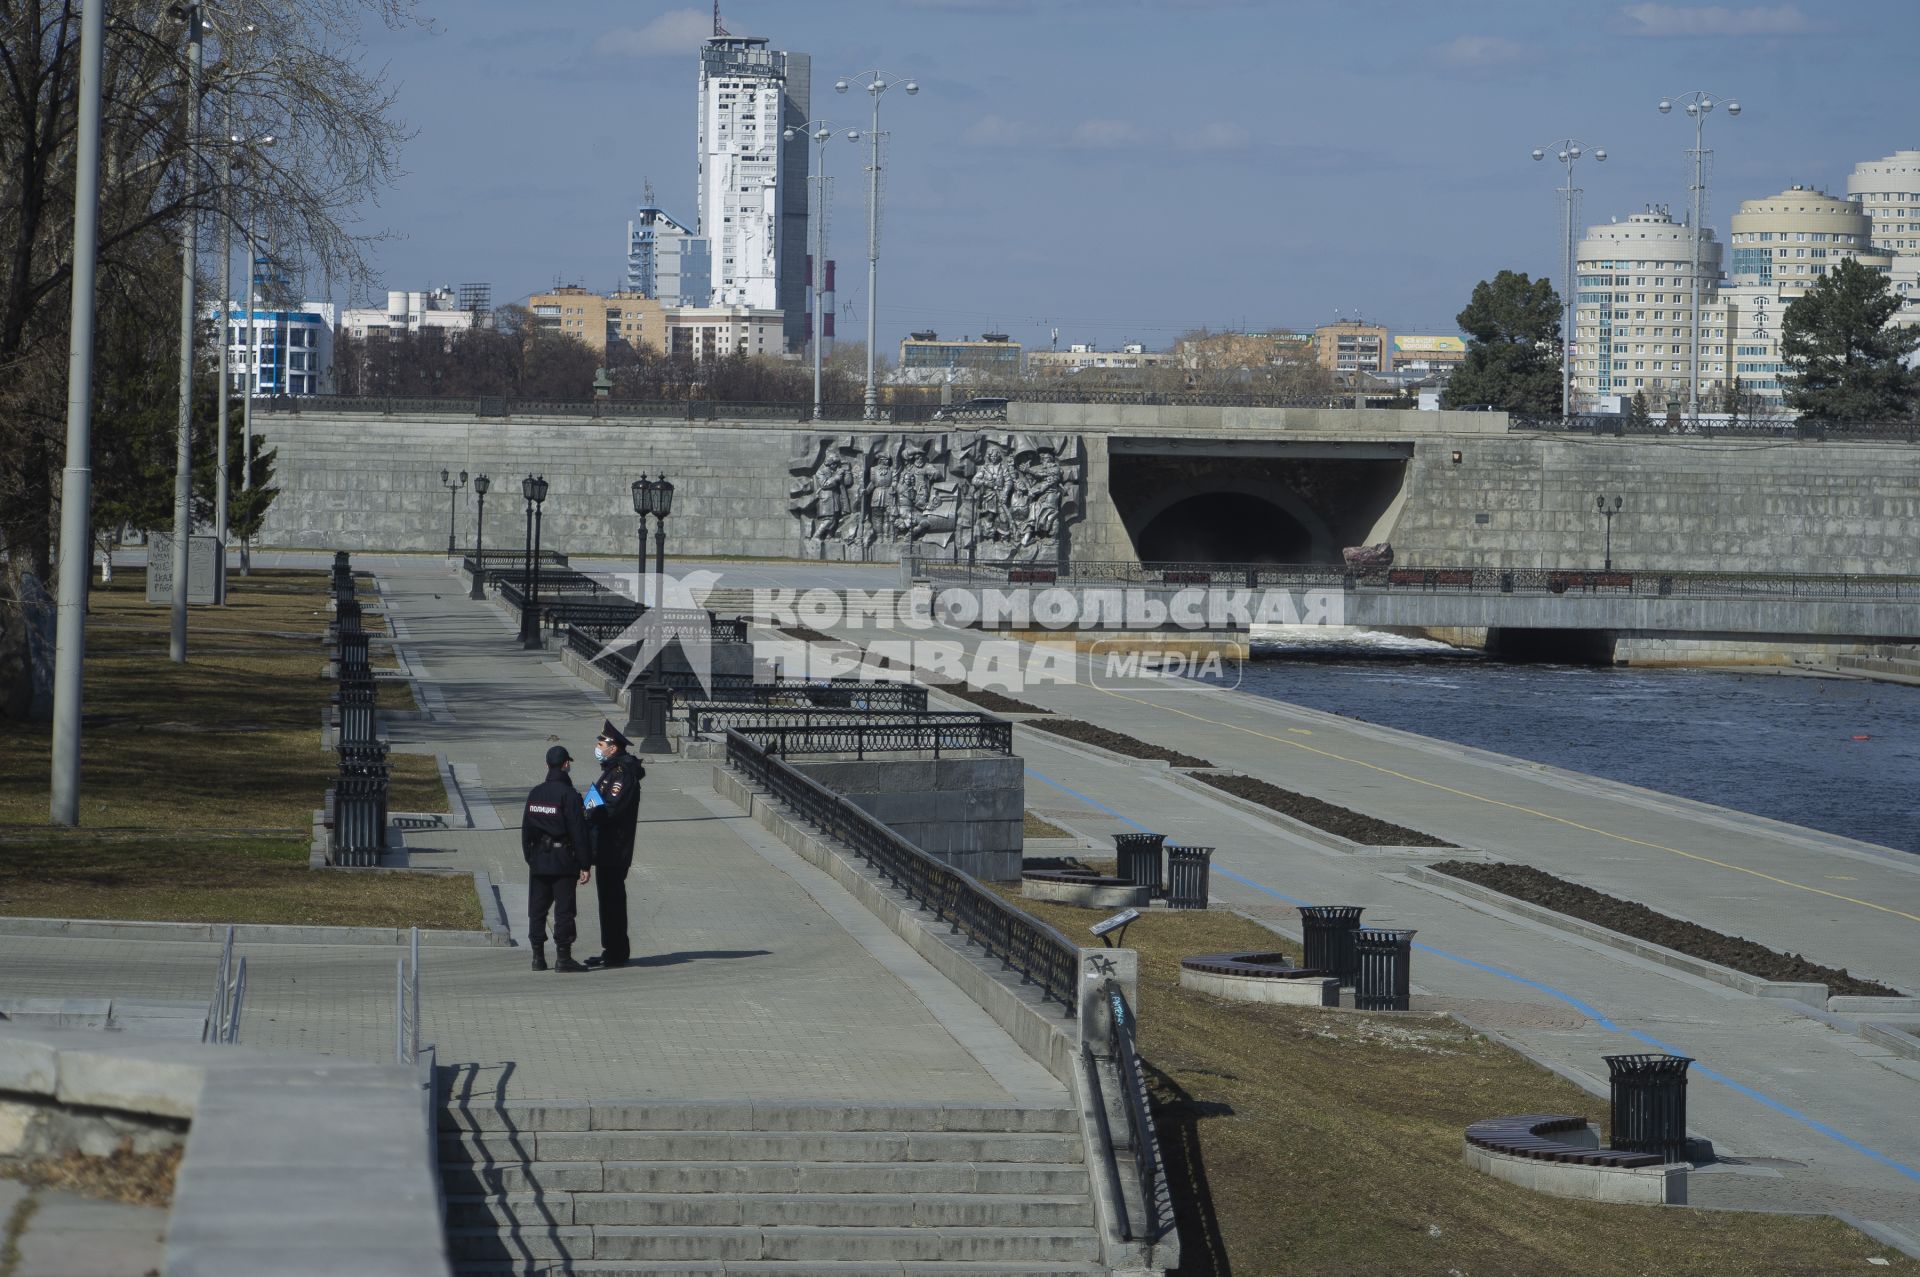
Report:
1099,978,1164,1243
203,925,247,1045
725,715,1012,758
689,706,993,738
1510,412,1920,443
725,728,1078,1012
395,927,421,1066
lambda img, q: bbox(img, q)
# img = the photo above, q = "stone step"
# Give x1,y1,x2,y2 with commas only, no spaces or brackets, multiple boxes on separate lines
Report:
437,1101,1076,1136
441,1160,1090,1198
446,1191,1092,1230
452,1261,1105,1276
447,1225,1103,1266
440,1130,1083,1167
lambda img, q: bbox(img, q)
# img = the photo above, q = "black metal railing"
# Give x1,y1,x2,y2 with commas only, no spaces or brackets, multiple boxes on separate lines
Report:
1097,979,1164,1243
723,715,1012,759
911,555,1920,601
689,706,995,738
1511,412,1920,443
330,742,390,868
726,728,1078,1012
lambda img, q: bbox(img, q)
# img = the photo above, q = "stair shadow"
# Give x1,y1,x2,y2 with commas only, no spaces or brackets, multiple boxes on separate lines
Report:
1149,1063,1235,1277
439,1061,581,1265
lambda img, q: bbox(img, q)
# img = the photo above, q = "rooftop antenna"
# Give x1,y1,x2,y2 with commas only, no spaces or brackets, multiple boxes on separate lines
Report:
713,0,726,37
643,177,655,208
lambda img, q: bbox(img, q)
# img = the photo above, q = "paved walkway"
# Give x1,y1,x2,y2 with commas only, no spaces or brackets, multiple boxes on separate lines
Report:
819,611,1920,1248
4,558,1060,1109
0,1178,166,1277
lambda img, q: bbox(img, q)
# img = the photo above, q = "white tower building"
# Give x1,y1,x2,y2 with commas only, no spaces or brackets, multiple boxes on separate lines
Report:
695,31,810,350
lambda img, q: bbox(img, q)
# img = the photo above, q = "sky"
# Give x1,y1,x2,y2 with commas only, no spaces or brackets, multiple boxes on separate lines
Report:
337,0,1920,354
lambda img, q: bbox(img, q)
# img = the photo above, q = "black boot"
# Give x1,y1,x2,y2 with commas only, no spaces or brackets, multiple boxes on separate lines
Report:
553,947,587,974
529,944,547,972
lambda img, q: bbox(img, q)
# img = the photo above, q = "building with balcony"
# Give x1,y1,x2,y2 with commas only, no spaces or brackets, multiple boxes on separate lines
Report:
1026,342,1169,376
625,204,711,307
213,301,336,396
1313,321,1389,373
339,287,480,341
1847,150,1920,327
1572,206,1726,409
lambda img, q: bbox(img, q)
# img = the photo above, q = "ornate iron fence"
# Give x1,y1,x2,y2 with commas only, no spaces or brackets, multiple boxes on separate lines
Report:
724,715,1012,758
1511,412,1920,443
689,706,989,738
726,729,1078,1012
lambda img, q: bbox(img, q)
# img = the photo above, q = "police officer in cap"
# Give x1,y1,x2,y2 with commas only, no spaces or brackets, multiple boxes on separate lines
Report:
584,719,645,968
522,744,592,973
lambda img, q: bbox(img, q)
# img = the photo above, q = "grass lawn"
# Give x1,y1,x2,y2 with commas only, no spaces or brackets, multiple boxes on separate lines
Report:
1022,811,1073,839
999,895,1914,1277
0,569,476,930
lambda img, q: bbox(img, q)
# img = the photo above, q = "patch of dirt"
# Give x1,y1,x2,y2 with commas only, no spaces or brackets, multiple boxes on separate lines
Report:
1199,773,1451,847
2,1141,182,1209
1024,718,1211,767
1432,860,1900,997
928,680,1053,715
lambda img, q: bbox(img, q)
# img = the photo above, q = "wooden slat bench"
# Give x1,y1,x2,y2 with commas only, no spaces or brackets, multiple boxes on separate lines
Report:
1464,1114,1664,1168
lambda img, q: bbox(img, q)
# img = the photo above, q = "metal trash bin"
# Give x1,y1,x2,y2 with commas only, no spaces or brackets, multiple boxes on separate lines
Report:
1165,845,1214,909
1113,832,1167,897
1297,906,1365,985
334,631,371,675
1604,1053,1692,1161
334,683,377,746
1352,928,1417,1010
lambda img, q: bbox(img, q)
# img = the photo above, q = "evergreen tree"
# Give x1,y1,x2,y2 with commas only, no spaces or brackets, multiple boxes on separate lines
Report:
1627,389,1652,428
1781,258,1920,422
1439,271,1563,414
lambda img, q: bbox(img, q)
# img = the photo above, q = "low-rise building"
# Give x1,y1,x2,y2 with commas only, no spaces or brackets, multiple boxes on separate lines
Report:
339,287,479,340
1313,321,1389,374
897,332,1024,379
212,301,336,396
664,305,786,360
1389,335,1466,372
1026,342,1169,376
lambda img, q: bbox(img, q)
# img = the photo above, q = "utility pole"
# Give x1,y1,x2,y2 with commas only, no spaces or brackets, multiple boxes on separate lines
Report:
169,6,205,662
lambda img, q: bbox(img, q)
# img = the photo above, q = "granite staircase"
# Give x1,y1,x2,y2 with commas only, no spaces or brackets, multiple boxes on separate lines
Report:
441,1099,1105,1276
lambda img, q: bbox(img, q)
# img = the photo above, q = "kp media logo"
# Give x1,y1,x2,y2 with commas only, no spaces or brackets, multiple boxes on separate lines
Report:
1086,639,1244,693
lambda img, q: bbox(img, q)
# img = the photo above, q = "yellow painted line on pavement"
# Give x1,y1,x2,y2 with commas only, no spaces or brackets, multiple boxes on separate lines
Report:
1087,683,1920,927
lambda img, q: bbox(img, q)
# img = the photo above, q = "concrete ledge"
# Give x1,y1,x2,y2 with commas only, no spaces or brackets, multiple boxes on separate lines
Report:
1463,1133,1687,1206
1861,1022,1920,1064
1021,876,1149,910
1179,967,1339,1007
1829,995,1920,1017
0,1025,450,1277
1405,860,1912,1013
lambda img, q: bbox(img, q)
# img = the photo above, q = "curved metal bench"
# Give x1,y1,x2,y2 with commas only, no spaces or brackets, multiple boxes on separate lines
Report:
1465,1114,1664,1168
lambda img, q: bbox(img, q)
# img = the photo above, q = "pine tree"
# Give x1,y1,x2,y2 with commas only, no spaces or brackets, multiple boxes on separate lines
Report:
1781,259,1920,422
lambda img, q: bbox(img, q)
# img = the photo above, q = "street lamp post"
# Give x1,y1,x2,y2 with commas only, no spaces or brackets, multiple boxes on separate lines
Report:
47,0,106,826
653,476,674,588
519,475,536,646
522,475,549,651
1531,139,1607,417
439,468,467,556
835,72,918,421
214,124,271,597
1659,91,1740,419
469,475,490,600
630,475,653,608
1596,494,1623,570
168,2,207,664
784,120,844,420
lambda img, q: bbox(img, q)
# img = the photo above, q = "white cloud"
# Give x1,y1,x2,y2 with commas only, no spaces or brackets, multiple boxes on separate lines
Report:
1619,3,1811,36
594,9,713,58
1437,35,1535,69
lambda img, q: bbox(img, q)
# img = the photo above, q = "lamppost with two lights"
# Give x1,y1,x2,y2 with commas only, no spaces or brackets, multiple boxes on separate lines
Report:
440,468,467,556
1597,494,1624,570
1531,138,1606,416
1659,90,1741,418
520,475,549,650
627,474,677,753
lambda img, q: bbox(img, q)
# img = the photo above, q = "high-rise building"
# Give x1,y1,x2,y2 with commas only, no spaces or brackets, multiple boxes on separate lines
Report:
1847,150,1920,327
1312,322,1389,373
1573,206,1725,408
695,31,809,352
625,205,711,307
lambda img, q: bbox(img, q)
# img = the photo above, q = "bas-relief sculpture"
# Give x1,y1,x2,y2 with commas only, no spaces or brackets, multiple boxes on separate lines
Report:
789,432,1085,563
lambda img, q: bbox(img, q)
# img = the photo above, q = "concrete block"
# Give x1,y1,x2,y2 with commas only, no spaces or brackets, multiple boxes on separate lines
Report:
56,1044,207,1118
1179,967,1340,1007
0,1032,59,1094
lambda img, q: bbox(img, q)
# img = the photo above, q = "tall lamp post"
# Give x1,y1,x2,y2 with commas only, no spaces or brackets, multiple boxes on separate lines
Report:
1531,138,1606,417
835,72,918,421
521,475,549,650
630,475,653,608
783,120,844,420
167,2,207,663
1596,494,1623,570
1659,90,1740,419
652,476,674,588
47,0,106,826
439,468,468,556
468,474,490,600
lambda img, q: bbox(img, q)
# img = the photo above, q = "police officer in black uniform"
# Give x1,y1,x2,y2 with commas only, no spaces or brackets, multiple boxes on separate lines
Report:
522,744,592,973
584,719,645,969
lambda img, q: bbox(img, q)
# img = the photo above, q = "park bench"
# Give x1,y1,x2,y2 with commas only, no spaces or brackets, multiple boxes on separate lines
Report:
1386,569,1427,587
1007,568,1057,584
1464,1114,1664,1168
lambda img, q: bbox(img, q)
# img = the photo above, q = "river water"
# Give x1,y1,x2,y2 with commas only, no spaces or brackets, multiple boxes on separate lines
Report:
1240,630,1920,855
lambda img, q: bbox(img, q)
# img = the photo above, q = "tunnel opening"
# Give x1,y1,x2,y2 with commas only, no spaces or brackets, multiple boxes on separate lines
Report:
1136,492,1315,563
1485,628,1619,665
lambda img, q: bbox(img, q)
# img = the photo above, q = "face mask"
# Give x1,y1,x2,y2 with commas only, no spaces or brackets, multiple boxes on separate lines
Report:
593,745,608,762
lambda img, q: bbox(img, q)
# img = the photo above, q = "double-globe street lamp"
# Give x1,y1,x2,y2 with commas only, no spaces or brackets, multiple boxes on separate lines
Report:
1658,91,1740,419
1531,139,1606,417
468,472,491,602
630,475,676,608
440,468,467,556
520,475,549,650
782,120,847,421
1597,493,1624,571
835,72,918,422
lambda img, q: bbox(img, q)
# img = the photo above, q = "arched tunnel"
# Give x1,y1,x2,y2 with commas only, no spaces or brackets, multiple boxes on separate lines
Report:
1108,441,1412,565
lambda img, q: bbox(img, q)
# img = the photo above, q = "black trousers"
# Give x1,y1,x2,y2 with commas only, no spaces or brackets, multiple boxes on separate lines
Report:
528,872,578,948
594,855,632,963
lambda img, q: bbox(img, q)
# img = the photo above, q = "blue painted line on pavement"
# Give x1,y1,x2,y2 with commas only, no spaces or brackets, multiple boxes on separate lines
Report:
1024,764,1920,1182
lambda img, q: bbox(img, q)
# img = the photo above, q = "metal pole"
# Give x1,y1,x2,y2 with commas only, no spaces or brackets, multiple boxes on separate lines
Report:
241,217,255,494
863,90,881,421
170,7,205,663
1562,153,1574,417
48,0,107,827
654,515,665,592
813,151,825,420
215,99,233,593
530,503,544,646
469,492,487,601
637,520,649,609
520,489,534,647
1689,108,1704,418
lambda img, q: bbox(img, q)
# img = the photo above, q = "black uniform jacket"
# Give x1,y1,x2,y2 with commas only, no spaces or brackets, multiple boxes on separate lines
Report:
522,766,592,876
587,751,645,864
